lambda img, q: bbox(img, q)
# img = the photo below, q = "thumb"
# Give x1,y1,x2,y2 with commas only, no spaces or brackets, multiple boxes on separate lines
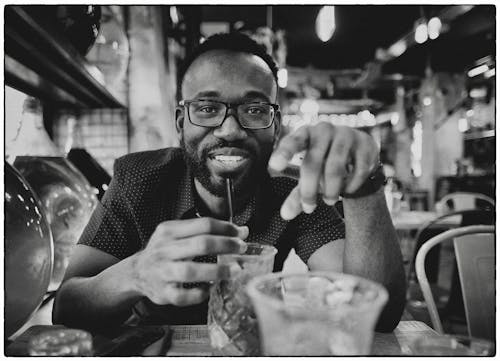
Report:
280,185,303,220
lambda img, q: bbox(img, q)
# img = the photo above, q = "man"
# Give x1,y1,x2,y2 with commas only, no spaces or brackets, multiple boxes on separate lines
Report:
53,32,405,332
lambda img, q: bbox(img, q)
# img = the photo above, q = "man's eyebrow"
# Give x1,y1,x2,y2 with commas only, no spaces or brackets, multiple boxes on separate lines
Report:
241,91,271,102
192,90,272,102
193,91,220,98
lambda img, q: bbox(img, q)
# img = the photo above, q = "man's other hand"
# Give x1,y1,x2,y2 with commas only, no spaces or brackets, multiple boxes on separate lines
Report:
269,123,379,220
130,218,248,306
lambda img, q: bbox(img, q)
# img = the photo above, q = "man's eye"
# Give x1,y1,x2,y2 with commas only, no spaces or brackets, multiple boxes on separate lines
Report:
197,106,217,113
245,106,266,115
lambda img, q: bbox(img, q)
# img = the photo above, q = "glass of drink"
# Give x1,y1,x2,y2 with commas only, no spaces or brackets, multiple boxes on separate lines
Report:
28,329,93,356
408,335,495,356
207,243,277,356
246,271,389,355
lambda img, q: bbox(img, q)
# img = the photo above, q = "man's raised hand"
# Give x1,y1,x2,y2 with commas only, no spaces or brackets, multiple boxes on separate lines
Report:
268,123,380,220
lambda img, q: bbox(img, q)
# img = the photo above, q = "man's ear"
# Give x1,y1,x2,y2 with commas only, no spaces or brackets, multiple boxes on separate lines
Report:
175,106,185,138
273,111,282,144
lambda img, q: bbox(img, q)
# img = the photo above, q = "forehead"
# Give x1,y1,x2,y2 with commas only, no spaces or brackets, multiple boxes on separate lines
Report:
182,50,277,101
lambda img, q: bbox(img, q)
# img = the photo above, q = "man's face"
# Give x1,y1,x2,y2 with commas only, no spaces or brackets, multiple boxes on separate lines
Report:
177,50,279,198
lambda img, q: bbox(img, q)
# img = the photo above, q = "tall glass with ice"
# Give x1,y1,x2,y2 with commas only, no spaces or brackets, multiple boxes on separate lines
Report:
247,271,389,355
208,243,277,356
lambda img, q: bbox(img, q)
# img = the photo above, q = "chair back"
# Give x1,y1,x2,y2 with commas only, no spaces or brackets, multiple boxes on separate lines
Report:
436,192,494,212
415,225,494,336
408,209,494,283
454,232,495,341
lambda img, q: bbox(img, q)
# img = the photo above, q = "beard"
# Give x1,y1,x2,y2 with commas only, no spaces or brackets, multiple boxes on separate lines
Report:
181,137,272,199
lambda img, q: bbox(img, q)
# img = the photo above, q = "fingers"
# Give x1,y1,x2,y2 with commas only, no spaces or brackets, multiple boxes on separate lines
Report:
268,126,310,171
275,124,380,220
344,133,379,194
169,262,232,283
143,261,235,305
322,130,353,205
299,124,332,212
165,235,247,260
150,283,209,306
152,218,249,244
280,185,303,220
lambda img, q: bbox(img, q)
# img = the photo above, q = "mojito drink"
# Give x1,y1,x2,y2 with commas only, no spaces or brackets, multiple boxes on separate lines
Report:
247,272,389,355
208,243,277,356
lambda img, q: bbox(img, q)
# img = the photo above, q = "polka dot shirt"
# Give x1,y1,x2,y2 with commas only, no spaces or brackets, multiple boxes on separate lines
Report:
78,147,345,268
77,147,345,325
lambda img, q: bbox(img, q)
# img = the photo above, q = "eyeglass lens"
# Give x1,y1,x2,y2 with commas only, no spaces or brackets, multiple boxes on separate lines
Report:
188,100,274,129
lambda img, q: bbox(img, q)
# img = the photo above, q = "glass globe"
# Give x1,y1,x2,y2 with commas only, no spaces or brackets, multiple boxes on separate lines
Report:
5,162,53,338
13,156,98,290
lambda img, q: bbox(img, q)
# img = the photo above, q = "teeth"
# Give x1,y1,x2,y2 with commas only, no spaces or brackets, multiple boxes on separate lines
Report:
214,155,244,162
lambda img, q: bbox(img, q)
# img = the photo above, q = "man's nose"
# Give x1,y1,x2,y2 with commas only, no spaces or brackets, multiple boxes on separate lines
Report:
213,113,247,141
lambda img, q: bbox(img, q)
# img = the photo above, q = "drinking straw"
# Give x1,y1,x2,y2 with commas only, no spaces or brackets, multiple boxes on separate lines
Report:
225,177,234,223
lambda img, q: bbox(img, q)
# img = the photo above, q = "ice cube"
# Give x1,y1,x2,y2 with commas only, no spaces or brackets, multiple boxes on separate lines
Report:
334,278,358,292
306,276,332,307
325,289,354,307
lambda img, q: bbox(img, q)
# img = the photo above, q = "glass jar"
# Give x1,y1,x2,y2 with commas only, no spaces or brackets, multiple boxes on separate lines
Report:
208,243,277,356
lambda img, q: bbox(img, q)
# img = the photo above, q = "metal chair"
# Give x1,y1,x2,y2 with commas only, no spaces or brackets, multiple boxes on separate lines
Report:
407,209,494,284
436,192,494,213
415,225,495,340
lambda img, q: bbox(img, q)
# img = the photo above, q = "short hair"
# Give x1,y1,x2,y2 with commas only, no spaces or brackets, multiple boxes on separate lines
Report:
179,32,279,86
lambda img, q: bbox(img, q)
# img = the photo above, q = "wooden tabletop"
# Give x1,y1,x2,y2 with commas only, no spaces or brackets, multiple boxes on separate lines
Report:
143,320,438,356
7,320,436,356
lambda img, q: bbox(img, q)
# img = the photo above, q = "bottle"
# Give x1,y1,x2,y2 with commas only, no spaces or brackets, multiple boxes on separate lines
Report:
7,97,60,162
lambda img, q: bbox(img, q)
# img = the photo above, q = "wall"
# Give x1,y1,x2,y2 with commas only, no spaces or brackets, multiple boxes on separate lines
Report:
52,109,129,175
127,6,179,152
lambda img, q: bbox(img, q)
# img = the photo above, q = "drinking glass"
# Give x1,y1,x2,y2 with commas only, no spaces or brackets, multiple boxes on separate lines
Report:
28,329,93,356
247,271,388,355
207,243,277,356
408,335,495,356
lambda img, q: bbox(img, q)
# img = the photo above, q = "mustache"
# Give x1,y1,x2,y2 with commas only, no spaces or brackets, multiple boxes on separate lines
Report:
201,140,257,158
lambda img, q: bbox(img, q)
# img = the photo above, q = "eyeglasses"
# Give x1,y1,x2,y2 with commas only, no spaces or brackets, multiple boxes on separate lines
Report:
180,99,279,130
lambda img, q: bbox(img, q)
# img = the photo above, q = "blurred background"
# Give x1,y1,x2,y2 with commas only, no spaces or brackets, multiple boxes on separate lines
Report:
4,4,496,341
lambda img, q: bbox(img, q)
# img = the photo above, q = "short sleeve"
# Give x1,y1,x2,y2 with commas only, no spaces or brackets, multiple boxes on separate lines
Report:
78,159,141,260
293,201,345,264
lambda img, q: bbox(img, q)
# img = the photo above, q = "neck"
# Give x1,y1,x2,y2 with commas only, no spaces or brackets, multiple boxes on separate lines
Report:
194,178,251,219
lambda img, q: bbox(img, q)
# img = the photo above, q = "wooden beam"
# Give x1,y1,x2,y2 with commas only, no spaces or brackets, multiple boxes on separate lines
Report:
5,6,124,109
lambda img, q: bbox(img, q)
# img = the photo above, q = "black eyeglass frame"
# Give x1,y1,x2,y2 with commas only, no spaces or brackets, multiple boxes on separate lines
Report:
179,99,280,130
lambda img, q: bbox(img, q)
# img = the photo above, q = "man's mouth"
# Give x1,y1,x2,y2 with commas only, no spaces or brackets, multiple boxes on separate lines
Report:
207,148,252,174
213,155,246,164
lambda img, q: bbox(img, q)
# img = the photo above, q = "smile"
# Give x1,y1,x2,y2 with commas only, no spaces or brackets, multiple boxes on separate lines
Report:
207,148,252,173
213,155,245,164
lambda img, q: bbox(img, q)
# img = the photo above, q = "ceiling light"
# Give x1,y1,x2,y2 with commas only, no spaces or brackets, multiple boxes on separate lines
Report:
300,99,319,114
423,96,432,106
458,118,469,133
170,6,179,25
388,41,407,57
469,87,487,98
277,68,288,88
415,22,428,44
485,68,496,78
428,17,442,40
390,113,400,125
316,6,336,42
467,64,489,77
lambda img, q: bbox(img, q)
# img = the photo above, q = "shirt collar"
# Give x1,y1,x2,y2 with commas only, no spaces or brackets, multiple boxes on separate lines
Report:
173,162,257,226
